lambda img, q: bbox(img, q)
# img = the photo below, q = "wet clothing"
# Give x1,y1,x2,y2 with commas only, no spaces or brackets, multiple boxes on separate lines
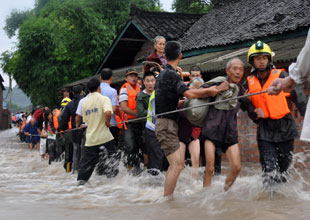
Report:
122,122,144,167
145,128,169,173
77,140,119,181
244,70,307,184
201,85,256,144
155,118,180,157
59,94,84,171
243,71,306,142
155,64,189,121
23,122,40,144
258,139,294,184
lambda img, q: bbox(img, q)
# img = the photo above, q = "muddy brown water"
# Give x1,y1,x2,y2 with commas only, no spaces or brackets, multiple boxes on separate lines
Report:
1,128,310,220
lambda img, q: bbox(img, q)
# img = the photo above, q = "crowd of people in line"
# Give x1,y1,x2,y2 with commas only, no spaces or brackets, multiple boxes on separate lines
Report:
13,31,310,197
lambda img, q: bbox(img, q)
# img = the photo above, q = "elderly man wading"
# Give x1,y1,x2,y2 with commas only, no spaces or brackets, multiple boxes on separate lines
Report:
155,41,229,197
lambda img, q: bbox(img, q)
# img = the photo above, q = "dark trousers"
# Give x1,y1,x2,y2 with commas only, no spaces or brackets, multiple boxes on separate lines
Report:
77,140,119,181
258,139,294,184
63,132,73,171
48,139,56,164
110,126,120,149
145,128,169,173
123,123,143,167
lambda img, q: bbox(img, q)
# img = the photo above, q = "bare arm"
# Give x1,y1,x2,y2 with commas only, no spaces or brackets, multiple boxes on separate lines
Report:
75,115,82,127
112,106,122,118
120,101,137,117
105,111,112,127
183,81,229,99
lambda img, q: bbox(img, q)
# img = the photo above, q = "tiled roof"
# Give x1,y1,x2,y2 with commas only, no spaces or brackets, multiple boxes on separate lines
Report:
180,0,310,51
129,5,204,40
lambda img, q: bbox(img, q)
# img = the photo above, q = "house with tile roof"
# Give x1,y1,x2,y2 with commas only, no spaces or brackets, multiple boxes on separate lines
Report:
0,74,11,129
65,1,310,88
63,2,310,163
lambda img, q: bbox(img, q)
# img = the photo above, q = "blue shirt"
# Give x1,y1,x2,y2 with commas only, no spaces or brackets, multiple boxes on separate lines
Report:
23,122,40,143
100,82,119,126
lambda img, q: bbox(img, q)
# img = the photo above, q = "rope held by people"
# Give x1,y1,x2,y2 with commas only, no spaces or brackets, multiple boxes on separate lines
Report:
30,90,267,137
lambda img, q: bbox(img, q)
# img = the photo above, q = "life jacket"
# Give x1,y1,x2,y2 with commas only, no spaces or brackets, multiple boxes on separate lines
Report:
120,82,140,120
115,114,123,129
53,109,61,130
247,69,290,119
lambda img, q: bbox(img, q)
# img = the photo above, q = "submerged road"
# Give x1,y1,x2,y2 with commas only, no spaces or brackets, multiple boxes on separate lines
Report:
1,128,310,220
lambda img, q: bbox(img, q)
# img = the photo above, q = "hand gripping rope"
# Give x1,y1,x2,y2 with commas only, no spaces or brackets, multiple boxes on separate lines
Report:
27,90,267,137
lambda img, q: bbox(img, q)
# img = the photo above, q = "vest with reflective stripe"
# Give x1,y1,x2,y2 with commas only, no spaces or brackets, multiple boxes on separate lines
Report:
120,82,140,119
146,91,156,131
247,69,290,119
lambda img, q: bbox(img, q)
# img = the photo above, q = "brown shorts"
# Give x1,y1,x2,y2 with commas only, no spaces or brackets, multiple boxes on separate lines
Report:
155,118,180,157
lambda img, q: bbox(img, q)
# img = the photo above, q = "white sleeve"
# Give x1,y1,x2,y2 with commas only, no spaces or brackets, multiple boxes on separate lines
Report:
289,28,310,84
76,99,83,116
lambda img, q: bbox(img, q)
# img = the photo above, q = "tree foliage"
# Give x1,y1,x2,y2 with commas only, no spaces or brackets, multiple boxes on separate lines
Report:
172,0,214,13
3,0,161,107
4,10,32,38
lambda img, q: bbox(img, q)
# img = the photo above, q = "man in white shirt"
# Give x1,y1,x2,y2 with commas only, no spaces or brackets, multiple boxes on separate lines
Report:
77,78,119,185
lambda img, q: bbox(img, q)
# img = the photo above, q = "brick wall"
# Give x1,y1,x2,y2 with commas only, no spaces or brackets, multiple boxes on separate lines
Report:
237,89,310,168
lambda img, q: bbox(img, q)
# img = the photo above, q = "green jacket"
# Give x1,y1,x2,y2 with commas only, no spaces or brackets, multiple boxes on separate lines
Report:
136,90,151,124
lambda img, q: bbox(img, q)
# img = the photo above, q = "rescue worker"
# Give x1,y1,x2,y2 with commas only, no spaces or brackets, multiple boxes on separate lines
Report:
119,68,143,172
244,41,307,186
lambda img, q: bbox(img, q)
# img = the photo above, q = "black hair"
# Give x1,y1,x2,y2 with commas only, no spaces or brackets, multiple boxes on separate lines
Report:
100,68,113,80
43,109,52,129
72,85,82,95
164,41,182,61
189,66,201,74
51,106,58,111
143,71,156,80
87,78,101,93
31,109,36,115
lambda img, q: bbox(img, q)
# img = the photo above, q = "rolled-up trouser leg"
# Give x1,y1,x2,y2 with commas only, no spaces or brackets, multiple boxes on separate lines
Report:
73,142,82,172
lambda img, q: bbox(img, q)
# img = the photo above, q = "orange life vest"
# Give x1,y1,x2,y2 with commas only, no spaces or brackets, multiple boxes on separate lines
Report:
115,114,123,129
53,109,61,130
120,82,140,120
247,69,290,119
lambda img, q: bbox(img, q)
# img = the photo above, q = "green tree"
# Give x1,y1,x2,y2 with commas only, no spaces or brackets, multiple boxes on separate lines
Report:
0,51,14,112
4,0,161,106
4,10,32,38
172,0,214,13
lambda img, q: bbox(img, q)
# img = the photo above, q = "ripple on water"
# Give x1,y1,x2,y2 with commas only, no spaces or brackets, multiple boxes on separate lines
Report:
1,128,310,220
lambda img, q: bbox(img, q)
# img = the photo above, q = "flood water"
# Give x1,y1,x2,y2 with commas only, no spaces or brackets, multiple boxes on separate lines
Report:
1,128,310,220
